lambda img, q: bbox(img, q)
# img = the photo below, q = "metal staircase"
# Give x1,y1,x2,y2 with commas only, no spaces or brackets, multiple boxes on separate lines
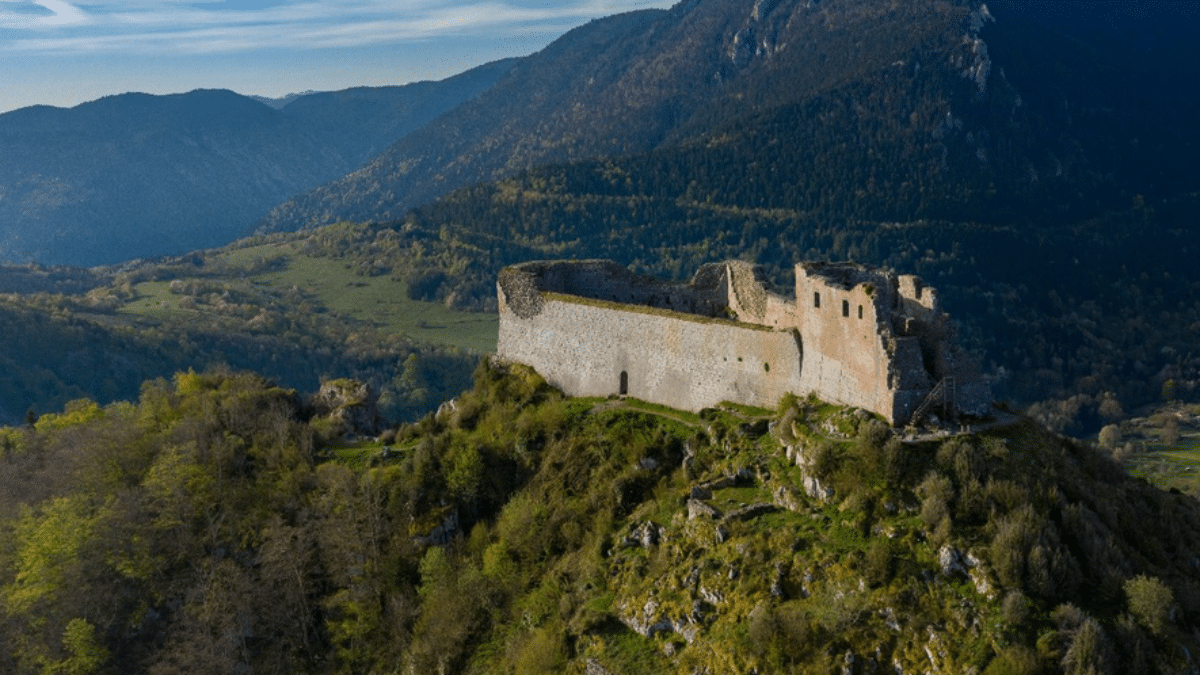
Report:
910,376,955,425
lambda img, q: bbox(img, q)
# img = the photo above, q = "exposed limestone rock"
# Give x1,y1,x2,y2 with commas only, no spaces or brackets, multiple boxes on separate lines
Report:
620,597,695,641
770,563,787,598
722,503,776,522
435,397,457,420
773,485,806,513
415,509,459,547
938,545,969,578
687,499,722,521
803,473,834,502
699,585,724,606
971,569,994,599
585,659,614,675
696,469,751,492
311,378,381,437
622,521,664,549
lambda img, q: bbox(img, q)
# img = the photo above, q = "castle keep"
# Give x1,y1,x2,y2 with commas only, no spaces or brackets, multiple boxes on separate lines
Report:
496,260,990,425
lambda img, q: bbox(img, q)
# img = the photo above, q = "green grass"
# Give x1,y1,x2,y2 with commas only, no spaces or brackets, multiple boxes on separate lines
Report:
623,398,702,425
120,242,499,353
121,281,193,320
718,401,775,418
598,625,670,675
712,485,769,508
1126,439,1200,493
328,439,411,469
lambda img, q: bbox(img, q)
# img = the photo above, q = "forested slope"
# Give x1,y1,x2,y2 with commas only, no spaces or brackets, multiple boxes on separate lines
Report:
258,0,987,231
1,364,1198,674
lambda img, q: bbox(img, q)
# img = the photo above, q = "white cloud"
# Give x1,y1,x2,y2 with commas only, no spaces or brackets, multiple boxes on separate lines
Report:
0,0,87,27
0,0,672,53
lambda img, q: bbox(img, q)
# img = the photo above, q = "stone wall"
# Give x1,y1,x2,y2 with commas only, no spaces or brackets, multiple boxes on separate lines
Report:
500,259,731,318
497,259,992,423
497,293,803,412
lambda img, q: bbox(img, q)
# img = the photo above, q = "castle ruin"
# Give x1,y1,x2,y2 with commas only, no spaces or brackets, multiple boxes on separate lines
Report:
496,259,991,425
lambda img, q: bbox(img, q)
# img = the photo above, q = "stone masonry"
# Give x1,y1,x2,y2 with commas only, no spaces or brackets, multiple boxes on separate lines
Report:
496,259,991,425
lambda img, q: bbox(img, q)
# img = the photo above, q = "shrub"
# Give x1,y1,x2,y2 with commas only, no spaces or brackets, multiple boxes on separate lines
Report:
511,624,567,674
864,538,893,588
992,506,1038,590
881,437,906,487
1124,575,1174,634
776,393,800,416
1097,424,1120,449
983,645,1040,675
809,441,839,482
1062,617,1115,675
918,473,954,530
1001,590,1030,628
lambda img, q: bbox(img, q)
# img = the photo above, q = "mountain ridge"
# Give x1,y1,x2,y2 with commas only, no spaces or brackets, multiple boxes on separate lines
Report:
259,0,1200,236
0,59,516,266
258,0,985,231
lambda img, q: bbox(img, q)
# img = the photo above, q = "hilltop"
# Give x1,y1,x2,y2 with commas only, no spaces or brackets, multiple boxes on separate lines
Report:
0,363,1197,674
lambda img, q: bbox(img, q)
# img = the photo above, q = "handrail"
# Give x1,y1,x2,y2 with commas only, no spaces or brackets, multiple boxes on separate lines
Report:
911,376,955,425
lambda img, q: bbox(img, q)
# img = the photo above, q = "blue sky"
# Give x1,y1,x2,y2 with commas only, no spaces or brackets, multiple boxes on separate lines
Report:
0,0,674,113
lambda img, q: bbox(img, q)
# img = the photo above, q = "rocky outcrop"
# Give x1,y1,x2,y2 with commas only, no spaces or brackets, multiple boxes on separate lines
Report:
310,378,382,436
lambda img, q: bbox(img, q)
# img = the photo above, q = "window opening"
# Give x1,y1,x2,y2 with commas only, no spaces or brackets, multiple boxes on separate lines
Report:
813,292,820,308
842,300,849,317
858,305,863,319
619,371,628,396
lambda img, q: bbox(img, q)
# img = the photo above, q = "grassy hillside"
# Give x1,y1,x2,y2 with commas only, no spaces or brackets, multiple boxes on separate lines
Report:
1097,403,1200,496
0,232,492,424
1,364,1197,674
118,240,497,354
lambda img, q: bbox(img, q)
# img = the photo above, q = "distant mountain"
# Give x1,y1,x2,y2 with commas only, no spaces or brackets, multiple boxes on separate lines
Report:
259,0,1200,234
248,90,320,109
0,59,515,266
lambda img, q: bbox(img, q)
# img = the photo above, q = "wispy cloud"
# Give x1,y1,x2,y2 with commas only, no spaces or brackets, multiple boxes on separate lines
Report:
0,0,88,28
0,0,671,54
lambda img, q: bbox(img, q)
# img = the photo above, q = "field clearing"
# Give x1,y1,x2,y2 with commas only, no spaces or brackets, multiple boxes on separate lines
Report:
1125,433,1200,494
121,243,499,354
